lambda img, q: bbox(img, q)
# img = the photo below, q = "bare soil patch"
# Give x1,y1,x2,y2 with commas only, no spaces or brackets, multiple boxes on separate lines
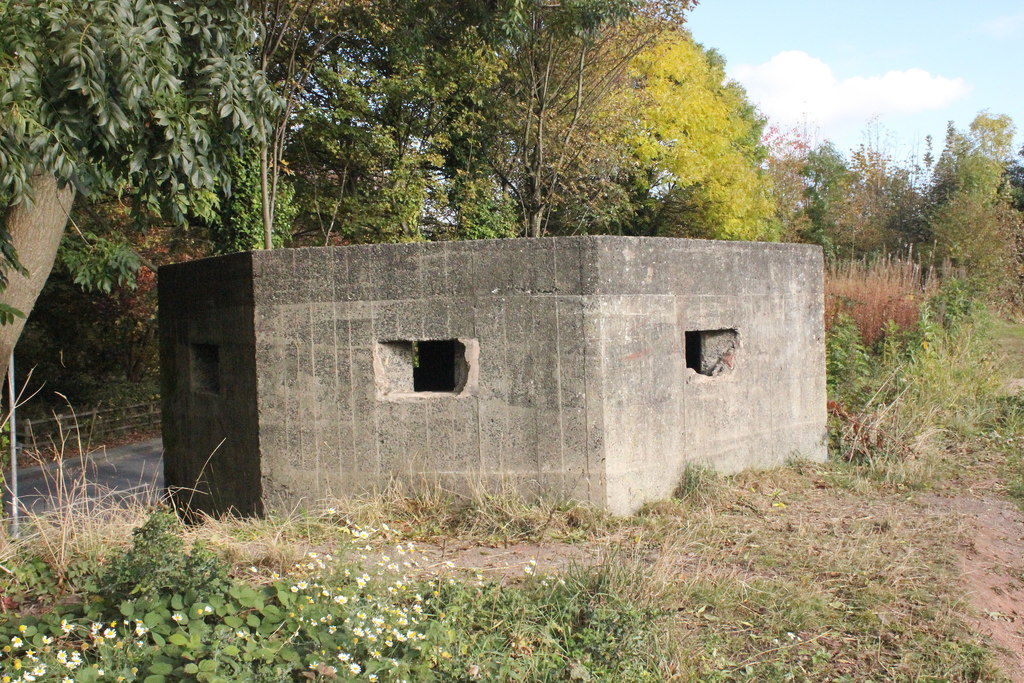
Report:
942,494,1024,681
418,539,606,579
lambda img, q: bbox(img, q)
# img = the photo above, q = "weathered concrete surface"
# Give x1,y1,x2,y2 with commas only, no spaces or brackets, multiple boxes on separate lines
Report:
159,253,262,515
160,237,826,516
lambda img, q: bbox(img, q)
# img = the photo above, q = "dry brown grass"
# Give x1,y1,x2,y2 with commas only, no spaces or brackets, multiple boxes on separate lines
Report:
826,255,940,345
637,464,1002,681
3,470,614,589
180,482,615,580
315,480,614,544
1,418,153,586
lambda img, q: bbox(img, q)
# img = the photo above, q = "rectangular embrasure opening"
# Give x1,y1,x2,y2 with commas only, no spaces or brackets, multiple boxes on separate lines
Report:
685,329,738,376
190,343,221,394
376,338,473,397
414,339,462,391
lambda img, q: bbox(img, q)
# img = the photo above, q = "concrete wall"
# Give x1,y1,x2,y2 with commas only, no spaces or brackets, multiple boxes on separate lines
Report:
160,236,826,516
246,239,608,510
159,253,262,515
587,238,826,513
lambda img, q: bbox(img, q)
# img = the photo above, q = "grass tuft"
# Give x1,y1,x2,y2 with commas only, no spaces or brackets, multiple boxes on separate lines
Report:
674,463,725,507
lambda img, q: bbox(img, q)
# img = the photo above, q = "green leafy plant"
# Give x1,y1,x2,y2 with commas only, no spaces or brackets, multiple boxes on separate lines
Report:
826,313,871,399
96,510,228,604
58,232,142,295
208,149,296,254
428,556,671,681
0,506,678,683
927,277,976,330
2,557,60,609
1,519,439,682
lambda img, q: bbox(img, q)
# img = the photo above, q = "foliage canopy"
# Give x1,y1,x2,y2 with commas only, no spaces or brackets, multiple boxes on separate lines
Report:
0,0,277,267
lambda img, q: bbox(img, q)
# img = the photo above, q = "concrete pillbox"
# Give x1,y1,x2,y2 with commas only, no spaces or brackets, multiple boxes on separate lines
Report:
159,236,826,516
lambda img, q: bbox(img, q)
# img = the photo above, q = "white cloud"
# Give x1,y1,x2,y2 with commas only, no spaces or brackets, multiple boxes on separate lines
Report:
730,51,971,131
980,11,1024,38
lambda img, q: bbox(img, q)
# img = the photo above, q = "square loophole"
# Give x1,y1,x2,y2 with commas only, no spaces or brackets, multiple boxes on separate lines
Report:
190,343,221,394
685,329,738,377
375,338,476,398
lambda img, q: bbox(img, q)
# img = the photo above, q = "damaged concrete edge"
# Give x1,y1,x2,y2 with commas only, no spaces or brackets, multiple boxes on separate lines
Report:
685,327,741,382
373,337,480,401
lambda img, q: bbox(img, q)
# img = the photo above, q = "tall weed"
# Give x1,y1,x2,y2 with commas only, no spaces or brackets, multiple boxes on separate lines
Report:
827,261,1003,484
826,255,939,346
993,391,1024,507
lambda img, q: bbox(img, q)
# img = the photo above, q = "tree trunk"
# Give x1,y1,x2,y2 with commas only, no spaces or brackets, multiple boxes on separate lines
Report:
259,120,275,250
0,174,76,381
528,208,543,238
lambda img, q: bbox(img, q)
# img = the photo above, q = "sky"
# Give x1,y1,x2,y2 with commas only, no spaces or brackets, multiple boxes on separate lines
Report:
687,0,1024,158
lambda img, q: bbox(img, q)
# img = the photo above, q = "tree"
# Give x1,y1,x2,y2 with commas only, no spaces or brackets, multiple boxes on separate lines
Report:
930,114,1016,203
842,143,900,254
250,0,357,249
927,113,1021,286
1007,146,1024,213
284,0,510,244
0,0,276,378
489,1,686,237
801,142,853,252
831,124,930,258
623,33,776,241
763,125,813,243
263,0,729,243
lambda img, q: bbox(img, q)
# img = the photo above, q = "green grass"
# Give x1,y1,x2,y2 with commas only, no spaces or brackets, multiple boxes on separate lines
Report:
2,310,1023,681
989,318,1024,379
986,318,1024,509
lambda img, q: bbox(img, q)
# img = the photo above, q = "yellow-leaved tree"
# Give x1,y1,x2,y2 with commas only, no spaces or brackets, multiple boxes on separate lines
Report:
625,31,778,241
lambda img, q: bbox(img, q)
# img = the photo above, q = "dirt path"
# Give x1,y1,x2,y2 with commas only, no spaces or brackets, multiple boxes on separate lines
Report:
944,494,1024,681
958,336,1024,680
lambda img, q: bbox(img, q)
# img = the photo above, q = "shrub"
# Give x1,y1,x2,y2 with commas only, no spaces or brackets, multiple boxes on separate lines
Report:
96,509,229,604
825,313,871,399
826,275,1004,480
1,520,439,682
927,277,977,330
0,513,668,682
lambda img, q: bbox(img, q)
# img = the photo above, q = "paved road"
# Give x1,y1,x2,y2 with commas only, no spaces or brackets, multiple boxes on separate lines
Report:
3,437,164,516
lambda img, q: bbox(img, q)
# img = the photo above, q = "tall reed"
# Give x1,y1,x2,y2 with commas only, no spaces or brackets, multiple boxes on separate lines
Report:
826,255,939,346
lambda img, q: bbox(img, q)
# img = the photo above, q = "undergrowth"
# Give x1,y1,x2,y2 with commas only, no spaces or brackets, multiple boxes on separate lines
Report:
0,508,668,683
993,391,1024,508
651,465,1001,681
826,273,1007,487
2,259,1022,681
0,460,1013,682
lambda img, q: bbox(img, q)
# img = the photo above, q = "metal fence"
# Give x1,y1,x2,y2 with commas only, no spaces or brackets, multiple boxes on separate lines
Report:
15,400,161,452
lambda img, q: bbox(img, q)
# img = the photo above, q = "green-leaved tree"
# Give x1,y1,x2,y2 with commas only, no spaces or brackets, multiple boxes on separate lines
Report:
0,0,277,378
928,113,1021,286
624,33,776,241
